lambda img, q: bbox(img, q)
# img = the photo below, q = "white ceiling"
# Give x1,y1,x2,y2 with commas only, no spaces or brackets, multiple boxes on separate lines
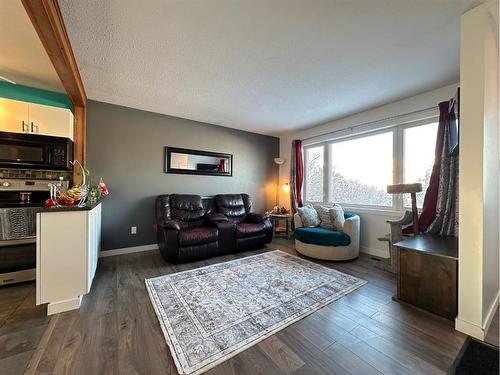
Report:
59,0,478,135
0,1,64,92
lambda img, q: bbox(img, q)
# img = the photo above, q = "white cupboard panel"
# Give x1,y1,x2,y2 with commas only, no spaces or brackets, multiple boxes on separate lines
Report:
38,211,87,304
36,203,102,314
86,203,101,292
0,98,29,133
29,103,73,140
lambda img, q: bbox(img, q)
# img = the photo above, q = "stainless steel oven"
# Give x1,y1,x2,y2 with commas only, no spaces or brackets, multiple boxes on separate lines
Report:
0,238,36,285
0,178,68,285
0,131,73,170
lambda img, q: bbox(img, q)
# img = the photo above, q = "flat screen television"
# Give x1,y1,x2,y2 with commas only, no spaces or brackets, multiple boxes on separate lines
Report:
448,88,459,156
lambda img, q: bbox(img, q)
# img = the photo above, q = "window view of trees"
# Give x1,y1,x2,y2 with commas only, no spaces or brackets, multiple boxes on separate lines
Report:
303,121,438,209
329,131,393,206
305,146,323,202
330,170,392,206
404,123,438,208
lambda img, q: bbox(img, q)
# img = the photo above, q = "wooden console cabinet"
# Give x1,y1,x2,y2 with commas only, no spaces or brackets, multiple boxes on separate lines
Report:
394,234,458,320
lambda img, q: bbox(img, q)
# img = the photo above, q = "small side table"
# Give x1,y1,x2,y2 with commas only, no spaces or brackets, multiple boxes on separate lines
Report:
270,214,293,239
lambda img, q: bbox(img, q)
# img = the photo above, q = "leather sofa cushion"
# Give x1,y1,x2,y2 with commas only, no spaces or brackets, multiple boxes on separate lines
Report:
295,227,351,247
179,227,218,246
236,222,267,238
171,194,204,222
215,194,246,220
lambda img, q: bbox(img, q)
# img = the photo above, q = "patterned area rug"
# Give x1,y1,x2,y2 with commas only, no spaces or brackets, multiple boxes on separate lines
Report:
146,250,366,375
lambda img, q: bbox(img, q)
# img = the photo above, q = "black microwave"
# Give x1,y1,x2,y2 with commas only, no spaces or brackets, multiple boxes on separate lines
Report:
0,131,73,170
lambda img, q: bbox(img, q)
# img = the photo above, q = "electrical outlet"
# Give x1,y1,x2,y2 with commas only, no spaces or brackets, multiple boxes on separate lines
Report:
131,226,137,235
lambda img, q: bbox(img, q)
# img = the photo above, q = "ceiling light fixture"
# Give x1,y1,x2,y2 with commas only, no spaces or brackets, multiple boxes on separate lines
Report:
0,76,16,85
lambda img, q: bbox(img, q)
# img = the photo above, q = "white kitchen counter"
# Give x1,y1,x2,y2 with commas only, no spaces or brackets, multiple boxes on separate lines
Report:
36,202,101,315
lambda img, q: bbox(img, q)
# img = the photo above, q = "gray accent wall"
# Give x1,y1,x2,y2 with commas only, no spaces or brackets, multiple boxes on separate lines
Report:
87,100,279,251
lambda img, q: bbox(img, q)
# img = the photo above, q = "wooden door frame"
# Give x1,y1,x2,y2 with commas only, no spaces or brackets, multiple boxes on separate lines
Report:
22,0,87,184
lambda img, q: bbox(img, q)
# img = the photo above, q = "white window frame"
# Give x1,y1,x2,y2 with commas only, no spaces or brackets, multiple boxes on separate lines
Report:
399,118,440,209
303,144,326,203
302,116,439,213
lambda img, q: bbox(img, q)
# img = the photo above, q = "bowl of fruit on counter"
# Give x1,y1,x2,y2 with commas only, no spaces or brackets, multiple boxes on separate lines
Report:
59,186,85,206
45,185,87,207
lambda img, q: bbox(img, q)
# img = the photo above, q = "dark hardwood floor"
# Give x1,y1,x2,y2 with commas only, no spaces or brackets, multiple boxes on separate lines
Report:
0,238,469,374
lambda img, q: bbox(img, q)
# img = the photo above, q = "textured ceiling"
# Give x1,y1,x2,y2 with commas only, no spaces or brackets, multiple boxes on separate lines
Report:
0,1,64,92
59,0,477,135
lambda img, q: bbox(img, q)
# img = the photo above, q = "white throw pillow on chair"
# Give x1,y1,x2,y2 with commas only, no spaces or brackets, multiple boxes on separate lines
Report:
297,205,320,227
317,205,334,229
329,204,345,231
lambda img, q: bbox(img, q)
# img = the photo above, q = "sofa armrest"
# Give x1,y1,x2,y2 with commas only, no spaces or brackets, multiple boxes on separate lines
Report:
160,219,181,231
343,214,360,236
342,214,360,256
206,213,230,224
246,213,264,223
207,217,236,254
294,213,303,228
342,215,360,234
156,224,180,262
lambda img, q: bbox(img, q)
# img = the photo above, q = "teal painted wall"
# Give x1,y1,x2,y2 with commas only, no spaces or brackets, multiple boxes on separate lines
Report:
0,82,73,111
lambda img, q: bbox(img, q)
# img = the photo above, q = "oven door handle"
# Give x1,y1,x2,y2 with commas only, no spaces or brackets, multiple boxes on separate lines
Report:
0,238,36,247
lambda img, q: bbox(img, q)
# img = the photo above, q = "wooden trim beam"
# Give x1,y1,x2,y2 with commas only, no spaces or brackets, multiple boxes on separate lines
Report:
22,0,87,184
21,0,87,107
72,106,86,184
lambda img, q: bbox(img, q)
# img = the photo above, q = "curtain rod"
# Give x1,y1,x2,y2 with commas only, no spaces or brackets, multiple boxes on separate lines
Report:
302,105,438,142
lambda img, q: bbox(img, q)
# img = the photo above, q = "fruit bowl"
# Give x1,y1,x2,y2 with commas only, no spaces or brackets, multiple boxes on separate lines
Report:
55,185,88,207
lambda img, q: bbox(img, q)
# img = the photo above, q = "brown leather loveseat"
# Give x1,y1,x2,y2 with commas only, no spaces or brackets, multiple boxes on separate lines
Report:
155,194,272,262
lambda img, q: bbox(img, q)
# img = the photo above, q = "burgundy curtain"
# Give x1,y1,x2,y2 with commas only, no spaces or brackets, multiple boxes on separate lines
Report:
418,101,452,233
290,140,303,212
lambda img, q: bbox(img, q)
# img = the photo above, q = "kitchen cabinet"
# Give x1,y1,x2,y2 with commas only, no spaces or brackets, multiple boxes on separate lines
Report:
0,98,29,133
36,202,102,315
0,98,73,140
29,103,73,139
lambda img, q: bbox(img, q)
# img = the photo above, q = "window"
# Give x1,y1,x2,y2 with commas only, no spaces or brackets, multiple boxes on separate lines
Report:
403,122,438,208
330,132,393,206
303,118,439,210
305,145,324,202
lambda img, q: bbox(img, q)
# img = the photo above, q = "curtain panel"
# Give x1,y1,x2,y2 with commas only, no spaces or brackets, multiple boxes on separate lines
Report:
290,140,303,212
418,100,459,236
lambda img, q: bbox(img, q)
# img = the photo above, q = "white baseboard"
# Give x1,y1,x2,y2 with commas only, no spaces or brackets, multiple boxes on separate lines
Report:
455,317,486,340
455,291,499,341
99,244,159,258
360,246,389,259
47,296,82,315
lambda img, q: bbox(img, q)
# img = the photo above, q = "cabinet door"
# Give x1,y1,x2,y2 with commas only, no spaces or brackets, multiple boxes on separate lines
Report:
37,211,87,305
28,103,73,140
0,98,29,133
